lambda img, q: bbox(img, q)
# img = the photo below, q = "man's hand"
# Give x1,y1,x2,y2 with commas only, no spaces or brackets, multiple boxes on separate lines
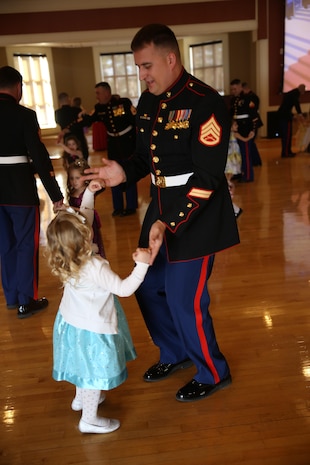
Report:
53,199,64,212
56,129,69,144
149,220,166,265
82,158,126,186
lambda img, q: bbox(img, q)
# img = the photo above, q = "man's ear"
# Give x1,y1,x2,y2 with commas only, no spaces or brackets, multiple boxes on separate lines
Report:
167,52,177,68
15,81,22,102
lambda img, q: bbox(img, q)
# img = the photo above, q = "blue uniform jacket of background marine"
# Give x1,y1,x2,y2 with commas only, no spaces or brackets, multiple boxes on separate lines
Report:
0,93,63,206
85,95,136,160
124,68,240,262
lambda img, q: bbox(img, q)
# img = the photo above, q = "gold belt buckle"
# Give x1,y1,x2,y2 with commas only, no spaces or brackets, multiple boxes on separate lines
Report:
155,175,166,188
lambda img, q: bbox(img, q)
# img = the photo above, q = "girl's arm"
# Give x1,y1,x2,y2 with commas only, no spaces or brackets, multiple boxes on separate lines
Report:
58,142,72,155
93,252,150,297
58,143,83,158
80,180,104,225
234,130,255,142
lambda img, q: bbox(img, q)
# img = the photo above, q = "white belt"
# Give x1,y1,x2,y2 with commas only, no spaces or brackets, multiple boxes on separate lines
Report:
107,125,133,137
0,155,28,164
234,114,249,119
151,172,193,188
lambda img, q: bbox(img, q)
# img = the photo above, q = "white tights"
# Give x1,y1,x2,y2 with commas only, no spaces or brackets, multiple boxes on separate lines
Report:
76,387,109,426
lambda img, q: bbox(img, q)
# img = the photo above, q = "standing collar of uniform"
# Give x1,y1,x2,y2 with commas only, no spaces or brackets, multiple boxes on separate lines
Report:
96,97,125,110
157,67,190,100
0,92,17,103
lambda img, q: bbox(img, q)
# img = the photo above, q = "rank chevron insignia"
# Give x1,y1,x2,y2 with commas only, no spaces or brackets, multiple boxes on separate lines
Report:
199,114,221,146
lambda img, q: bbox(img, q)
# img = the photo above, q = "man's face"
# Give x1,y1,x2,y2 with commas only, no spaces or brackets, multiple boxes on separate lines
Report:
230,84,242,97
95,86,111,104
133,43,174,96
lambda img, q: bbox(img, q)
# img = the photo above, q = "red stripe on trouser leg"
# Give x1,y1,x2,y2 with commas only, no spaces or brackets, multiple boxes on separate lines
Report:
32,207,40,300
245,142,250,180
193,256,220,384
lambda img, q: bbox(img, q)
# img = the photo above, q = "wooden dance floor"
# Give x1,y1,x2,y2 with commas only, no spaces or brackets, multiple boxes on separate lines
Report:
0,135,309,465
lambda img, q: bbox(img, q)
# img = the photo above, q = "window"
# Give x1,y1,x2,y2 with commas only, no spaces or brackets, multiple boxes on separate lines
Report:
99,52,141,106
13,53,56,129
189,41,224,95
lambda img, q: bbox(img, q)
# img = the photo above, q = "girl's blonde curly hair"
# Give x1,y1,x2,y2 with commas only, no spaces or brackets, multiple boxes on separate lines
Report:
46,211,93,283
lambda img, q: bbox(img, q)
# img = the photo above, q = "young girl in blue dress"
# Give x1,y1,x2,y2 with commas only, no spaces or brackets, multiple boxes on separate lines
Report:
46,210,150,434
225,120,254,218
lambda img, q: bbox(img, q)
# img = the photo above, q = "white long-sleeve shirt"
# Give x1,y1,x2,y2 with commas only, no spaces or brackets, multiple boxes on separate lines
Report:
59,255,149,334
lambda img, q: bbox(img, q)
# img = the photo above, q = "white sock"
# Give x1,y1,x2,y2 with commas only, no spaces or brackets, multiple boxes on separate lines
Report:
73,386,83,404
81,388,110,426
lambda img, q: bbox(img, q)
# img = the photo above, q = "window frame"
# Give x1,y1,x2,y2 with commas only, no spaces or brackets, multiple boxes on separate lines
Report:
98,50,141,107
189,40,225,95
13,52,56,129
6,45,58,132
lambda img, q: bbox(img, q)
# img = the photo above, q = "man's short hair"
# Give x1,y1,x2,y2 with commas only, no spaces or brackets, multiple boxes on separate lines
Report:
95,82,111,91
58,92,69,101
230,78,241,86
0,66,22,89
131,23,180,60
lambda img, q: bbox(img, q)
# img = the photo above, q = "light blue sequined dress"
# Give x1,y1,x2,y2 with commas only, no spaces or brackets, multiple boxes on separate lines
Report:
225,132,242,175
53,296,136,390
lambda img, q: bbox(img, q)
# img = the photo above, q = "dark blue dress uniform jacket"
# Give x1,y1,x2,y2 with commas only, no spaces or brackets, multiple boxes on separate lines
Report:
0,93,63,206
230,92,259,136
125,68,240,262
83,96,136,160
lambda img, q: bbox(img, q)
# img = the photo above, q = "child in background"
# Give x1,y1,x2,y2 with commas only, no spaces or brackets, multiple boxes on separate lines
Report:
225,120,254,218
67,159,105,258
46,210,150,434
59,135,83,170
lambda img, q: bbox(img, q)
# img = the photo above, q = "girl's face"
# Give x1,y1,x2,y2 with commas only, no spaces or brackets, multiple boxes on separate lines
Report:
69,168,85,190
66,139,78,151
232,121,238,131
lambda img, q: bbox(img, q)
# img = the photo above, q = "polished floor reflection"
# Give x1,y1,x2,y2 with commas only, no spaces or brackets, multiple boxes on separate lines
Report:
0,136,309,465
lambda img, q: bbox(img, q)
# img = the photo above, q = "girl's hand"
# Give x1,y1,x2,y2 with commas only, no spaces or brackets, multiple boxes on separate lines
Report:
87,180,105,193
133,247,151,264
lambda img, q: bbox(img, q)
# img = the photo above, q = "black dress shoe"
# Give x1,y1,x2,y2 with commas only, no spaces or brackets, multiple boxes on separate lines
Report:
120,209,136,217
17,297,48,319
143,359,193,382
281,153,296,158
176,374,232,402
112,209,123,217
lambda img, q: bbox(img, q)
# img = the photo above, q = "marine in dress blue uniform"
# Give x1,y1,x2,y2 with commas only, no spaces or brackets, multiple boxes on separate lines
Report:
242,83,263,166
125,68,239,399
83,86,138,216
83,24,240,402
0,66,63,317
230,79,260,181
